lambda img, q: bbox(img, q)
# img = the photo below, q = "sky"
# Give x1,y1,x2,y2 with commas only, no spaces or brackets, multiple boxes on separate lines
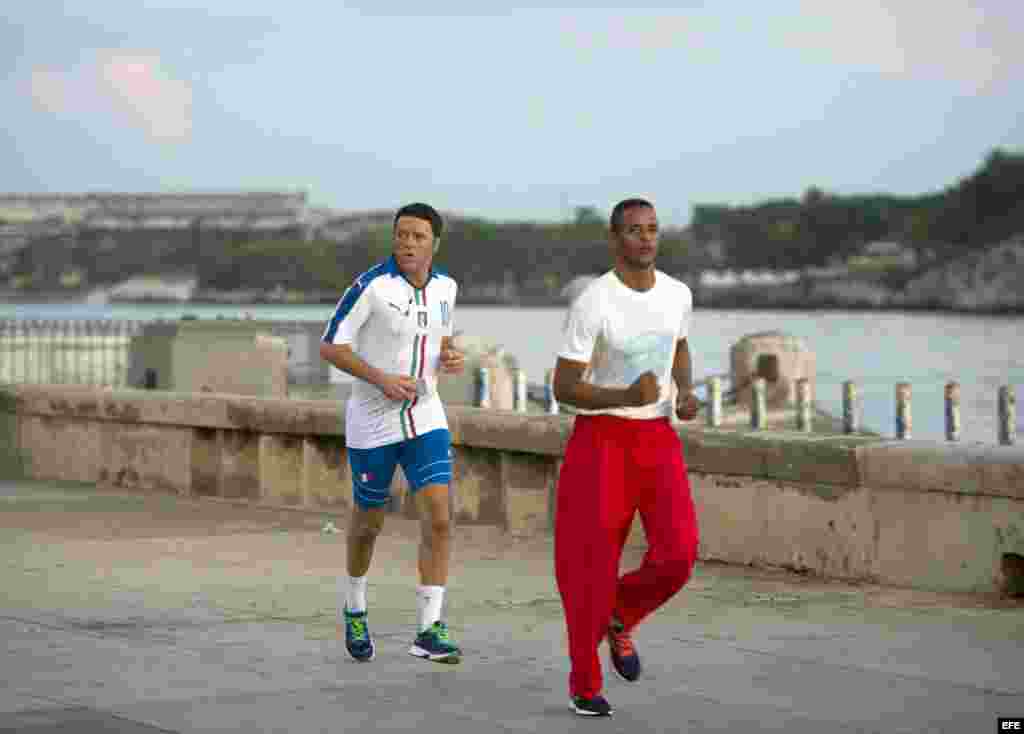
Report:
2,1,1022,225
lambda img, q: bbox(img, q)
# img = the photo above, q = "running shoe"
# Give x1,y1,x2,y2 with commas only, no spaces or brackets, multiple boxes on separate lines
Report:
571,695,613,717
408,620,461,663
607,617,641,681
342,608,374,662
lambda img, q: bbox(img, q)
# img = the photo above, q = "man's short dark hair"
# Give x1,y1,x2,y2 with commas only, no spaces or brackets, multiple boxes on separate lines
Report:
394,203,443,238
610,198,654,233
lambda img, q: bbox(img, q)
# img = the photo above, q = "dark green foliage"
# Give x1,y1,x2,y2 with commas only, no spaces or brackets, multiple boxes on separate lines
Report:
691,148,1023,270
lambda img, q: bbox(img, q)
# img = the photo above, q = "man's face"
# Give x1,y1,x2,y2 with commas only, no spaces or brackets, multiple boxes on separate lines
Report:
393,215,435,275
613,205,658,269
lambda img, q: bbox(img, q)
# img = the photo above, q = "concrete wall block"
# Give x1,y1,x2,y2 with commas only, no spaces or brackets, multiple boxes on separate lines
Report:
221,397,344,437
303,436,351,511
858,442,986,496
681,430,864,488
504,486,549,537
259,434,304,506
449,445,502,525
690,472,876,581
0,392,26,479
501,450,554,492
169,322,287,397
190,427,221,497
98,423,190,495
219,430,260,500
450,406,572,457
19,415,101,482
501,452,557,535
870,486,1023,593
681,430,768,477
979,446,1024,501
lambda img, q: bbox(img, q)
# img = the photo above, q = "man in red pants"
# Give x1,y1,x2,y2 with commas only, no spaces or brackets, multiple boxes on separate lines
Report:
552,197,700,717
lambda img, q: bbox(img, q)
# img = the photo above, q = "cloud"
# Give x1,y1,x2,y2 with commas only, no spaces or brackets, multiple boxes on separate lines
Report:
781,0,1021,92
28,51,192,142
557,2,1021,92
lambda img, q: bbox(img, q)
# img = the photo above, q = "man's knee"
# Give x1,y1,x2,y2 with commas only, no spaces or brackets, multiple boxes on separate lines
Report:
650,551,696,589
421,513,451,544
350,509,385,540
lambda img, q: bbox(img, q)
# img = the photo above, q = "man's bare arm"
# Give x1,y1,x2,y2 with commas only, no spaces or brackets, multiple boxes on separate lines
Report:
673,338,695,395
552,357,657,411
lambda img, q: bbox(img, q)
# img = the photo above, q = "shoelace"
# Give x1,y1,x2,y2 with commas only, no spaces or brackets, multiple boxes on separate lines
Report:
349,618,368,640
609,626,635,657
432,622,451,643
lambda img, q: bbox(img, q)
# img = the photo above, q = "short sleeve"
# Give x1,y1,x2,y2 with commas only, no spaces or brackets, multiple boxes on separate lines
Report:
444,281,457,338
677,283,693,340
558,291,601,363
322,277,372,345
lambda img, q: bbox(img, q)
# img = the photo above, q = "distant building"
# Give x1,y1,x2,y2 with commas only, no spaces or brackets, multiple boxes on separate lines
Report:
0,191,319,255
699,269,801,288
849,240,918,269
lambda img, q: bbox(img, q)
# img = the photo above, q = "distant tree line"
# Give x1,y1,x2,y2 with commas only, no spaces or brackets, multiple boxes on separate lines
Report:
201,148,1024,298
692,148,1024,271
7,149,1021,301
199,208,700,301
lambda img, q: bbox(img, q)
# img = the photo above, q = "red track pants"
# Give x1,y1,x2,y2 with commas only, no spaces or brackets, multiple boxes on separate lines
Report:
554,414,699,698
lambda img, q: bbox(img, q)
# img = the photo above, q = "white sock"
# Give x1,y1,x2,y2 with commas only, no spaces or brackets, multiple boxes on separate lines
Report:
341,575,367,616
416,585,445,632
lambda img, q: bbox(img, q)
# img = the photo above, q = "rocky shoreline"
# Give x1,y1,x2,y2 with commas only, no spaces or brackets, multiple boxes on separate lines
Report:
3,289,1023,315
4,237,1022,315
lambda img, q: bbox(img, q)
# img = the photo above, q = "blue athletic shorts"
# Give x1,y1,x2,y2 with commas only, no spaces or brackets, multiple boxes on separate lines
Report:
347,429,453,510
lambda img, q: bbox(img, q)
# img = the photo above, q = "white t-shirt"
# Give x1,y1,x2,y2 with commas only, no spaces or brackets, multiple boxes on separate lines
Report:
322,256,457,449
558,269,692,420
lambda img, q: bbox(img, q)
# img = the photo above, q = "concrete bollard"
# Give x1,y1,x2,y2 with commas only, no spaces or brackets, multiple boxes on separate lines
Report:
707,376,722,428
751,377,767,430
73,321,84,385
513,368,527,413
82,321,94,385
999,385,1017,446
61,321,73,384
795,377,812,432
842,381,859,434
475,366,492,409
895,382,912,440
944,381,961,442
544,369,559,415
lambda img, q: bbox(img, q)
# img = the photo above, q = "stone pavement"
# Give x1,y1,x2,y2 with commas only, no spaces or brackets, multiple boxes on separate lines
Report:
1,478,1022,733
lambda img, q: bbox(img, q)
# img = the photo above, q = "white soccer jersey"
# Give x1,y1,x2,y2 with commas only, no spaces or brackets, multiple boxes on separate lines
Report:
558,269,692,420
322,256,457,449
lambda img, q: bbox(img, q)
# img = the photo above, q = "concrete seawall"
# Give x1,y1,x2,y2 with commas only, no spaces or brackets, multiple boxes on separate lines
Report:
2,383,1022,595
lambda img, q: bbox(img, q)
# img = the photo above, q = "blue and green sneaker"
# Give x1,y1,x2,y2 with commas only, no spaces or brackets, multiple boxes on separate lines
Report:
408,620,461,663
342,608,374,662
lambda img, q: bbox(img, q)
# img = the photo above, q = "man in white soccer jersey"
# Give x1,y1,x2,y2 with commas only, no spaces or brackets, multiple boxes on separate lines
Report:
319,203,464,664
552,198,700,717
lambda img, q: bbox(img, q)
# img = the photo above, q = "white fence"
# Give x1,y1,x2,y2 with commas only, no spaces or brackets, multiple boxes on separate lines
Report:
0,319,145,388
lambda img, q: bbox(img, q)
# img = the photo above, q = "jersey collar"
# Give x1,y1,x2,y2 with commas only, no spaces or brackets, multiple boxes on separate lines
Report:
385,255,445,285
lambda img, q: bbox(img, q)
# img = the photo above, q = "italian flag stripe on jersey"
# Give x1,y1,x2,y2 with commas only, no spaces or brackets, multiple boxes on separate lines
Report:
400,288,427,440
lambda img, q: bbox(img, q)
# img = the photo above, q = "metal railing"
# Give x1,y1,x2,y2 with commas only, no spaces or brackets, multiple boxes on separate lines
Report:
1,317,1017,446
0,319,145,388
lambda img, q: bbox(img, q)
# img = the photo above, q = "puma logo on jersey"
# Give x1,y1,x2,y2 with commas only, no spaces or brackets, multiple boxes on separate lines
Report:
387,301,410,316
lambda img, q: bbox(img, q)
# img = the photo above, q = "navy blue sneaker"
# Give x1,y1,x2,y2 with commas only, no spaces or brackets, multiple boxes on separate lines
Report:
408,620,461,663
607,617,641,681
342,608,374,662
571,695,613,717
